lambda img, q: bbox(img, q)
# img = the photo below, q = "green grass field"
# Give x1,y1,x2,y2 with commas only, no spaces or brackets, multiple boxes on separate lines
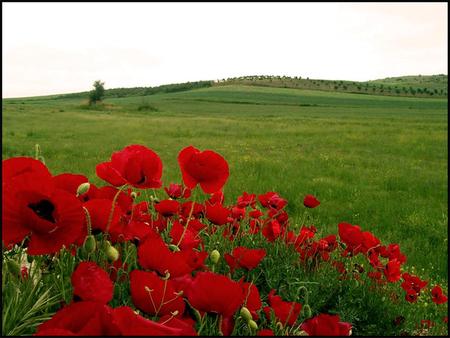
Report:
3,84,448,281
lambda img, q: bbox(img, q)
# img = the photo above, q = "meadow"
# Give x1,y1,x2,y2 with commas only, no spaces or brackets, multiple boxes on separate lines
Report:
3,85,447,279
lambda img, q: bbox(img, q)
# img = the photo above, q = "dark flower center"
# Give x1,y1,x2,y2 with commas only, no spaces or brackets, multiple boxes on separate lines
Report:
28,199,56,223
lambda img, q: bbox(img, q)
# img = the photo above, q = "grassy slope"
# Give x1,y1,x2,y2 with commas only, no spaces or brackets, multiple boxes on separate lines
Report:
217,74,448,98
2,85,448,279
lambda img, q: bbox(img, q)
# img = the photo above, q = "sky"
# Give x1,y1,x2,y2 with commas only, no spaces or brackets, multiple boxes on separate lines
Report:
2,2,448,98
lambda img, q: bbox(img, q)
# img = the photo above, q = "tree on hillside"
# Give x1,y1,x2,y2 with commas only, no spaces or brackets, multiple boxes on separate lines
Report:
89,80,105,105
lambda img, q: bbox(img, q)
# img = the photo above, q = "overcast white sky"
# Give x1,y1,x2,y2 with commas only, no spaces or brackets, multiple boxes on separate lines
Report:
2,2,448,98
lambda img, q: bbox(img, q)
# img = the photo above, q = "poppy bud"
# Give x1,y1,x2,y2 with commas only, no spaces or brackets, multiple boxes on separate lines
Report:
130,191,138,200
210,249,220,264
7,259,20,276
83,235,96,253
168,244,180,252
77,182,90,196
240,307,252,321
303,304,312,318
106,245,119,262
248,319,258,330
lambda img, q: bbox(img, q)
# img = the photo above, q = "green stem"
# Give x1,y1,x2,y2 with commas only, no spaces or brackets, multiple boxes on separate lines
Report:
105,185,127,234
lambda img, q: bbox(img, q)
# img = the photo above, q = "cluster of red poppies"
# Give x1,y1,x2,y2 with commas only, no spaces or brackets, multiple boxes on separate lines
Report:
2,144,447,336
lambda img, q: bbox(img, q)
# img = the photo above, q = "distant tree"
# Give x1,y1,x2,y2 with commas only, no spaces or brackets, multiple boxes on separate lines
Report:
89,80,105,105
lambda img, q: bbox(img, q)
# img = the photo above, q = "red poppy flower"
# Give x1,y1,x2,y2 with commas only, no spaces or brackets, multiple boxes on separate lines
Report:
404,289,419,303
378,244,407,265
186,272,245,317
164,183,191,199
262,220,282,242
138,232,206,278
111,306,187,336
231,207,246,220
181,201,205,218
205,202,230,225
263,289,302,326
224,247,266,273
157,314,197,336
155,199,181,217
401,273,427,295
257,329,275,336
384,259,402,283
169,220,202,250
52,173,89,196
178,146,229,194
2,169,85,255
303,194,320,208
71,262,114,304
2,157,51,182
431,285,448,304
208,191,225,205
249,210,263,219
130,270,185,317
96,144,163,189
258,192,287,210
338,222,363,255
243,282,262,320
220,316,235,336
35,301,119,336
237,192,256,209
300,313,352,336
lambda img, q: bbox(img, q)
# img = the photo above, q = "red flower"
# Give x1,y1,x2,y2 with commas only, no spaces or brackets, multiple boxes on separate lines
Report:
178,146,229,194
35,301,119,336
243,282,262,320
303,194,320,208
186,272,245,317
300,313,352,336
258,192,287,210
431,285,448,304
224,247,266,272
138,232,206,278
52,173,89,196
401,273,427,301
338,222,363,255
2,157,50,182
96,144,163,189
157,314,197,336
208,191,225,205
164,183,191,199
384,259,402,283
169,220,202,250
237,192,256,208
263,289,302,326
130,270,185,317
2,160,85,255
155,199,181,217
71,262,114,304
205,202,230,226
112,306,189,336
262,220,282,242
257,329,275,336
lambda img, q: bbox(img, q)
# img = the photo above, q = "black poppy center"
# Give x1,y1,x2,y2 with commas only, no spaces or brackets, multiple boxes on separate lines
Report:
28,199,56,223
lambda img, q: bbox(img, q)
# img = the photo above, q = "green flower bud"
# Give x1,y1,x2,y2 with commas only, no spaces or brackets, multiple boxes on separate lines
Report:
130,191,138,200
303,304,312,318
7,259,21,276
83,235,96,253
248,319,258,331
168,244,180,252
106,245,119,262
77,182,90,196
240,307,252,321
210,249,220,264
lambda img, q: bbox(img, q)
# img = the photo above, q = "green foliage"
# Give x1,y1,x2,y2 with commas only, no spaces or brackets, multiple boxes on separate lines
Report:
89,80,105,105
